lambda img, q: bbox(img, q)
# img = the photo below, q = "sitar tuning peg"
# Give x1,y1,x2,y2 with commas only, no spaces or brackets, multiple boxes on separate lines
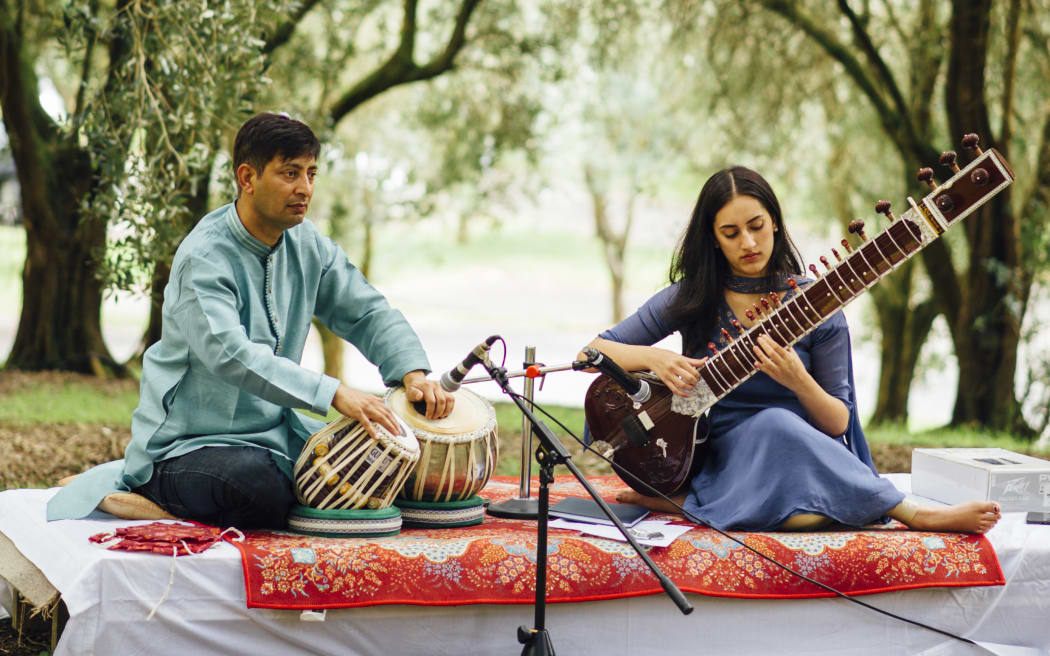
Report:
745,309,756,323
939,150,961,174
732,318,745,334
848,220,867,241
840,238,853,254
917,167,938,190
708,341,718,356
962,133,983,156
820,255,831,270
721,328,732,343
831,248,842,262
761,298,772,313
767,292,781,307
875,200,896,222
808,263,819,278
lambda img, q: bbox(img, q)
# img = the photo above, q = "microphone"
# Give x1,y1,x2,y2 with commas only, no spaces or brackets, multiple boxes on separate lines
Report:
440,336,500,392
581,346,651,404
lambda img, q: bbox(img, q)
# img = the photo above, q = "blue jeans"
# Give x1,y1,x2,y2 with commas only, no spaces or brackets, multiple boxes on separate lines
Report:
134,446,296,529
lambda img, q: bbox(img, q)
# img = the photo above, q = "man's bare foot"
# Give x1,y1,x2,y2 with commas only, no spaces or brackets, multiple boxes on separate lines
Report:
99,493,177,521
615,490,687,514
893,500,1001,534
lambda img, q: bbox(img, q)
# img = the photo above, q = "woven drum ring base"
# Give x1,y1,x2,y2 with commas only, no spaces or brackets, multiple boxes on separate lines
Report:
287,505,402,538
395,496,486,528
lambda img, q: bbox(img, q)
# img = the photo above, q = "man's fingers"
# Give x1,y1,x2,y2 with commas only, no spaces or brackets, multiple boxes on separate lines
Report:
356,413,378,439
430,389,453,420
373,403,402,435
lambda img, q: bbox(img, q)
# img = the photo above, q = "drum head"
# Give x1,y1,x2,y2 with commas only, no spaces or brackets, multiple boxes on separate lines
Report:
385,386,496,441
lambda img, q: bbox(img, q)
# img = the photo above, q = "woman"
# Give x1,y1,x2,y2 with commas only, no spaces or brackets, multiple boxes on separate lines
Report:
584,166,1000,533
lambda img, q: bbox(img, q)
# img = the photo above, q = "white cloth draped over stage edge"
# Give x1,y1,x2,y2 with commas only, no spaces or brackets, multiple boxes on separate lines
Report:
1,474,1049,656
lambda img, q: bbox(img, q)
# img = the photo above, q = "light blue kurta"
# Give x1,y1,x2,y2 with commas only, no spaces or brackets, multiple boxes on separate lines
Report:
599,281,904,530
48,203,430,520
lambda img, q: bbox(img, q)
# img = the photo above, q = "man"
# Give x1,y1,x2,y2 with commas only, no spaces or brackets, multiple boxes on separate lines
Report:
48,113,453,528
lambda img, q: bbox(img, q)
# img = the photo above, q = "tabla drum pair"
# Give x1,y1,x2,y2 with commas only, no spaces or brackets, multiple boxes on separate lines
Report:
288,386,498,536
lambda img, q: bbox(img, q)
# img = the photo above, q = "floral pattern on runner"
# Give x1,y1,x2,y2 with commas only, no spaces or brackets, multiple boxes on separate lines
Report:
229,476,1003,609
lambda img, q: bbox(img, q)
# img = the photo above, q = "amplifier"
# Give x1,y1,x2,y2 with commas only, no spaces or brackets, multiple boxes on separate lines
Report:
911,448,1050,513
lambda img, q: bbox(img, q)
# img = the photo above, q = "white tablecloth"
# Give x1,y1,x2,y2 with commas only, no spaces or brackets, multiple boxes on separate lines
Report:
1,475,1048,656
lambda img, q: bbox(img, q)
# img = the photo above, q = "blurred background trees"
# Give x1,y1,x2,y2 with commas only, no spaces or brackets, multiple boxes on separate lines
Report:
2,0,1049,439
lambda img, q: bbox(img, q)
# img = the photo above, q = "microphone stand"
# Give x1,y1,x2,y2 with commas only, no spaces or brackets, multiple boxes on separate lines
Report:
480,358,693,656
472,351,585,520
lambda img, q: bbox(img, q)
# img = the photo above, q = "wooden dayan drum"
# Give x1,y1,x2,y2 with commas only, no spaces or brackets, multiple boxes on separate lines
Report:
293,414,419,511
385,386,498,503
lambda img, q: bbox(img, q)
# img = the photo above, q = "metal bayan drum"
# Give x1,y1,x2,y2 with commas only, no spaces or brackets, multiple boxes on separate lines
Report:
385,386,498,502
293,414,419,511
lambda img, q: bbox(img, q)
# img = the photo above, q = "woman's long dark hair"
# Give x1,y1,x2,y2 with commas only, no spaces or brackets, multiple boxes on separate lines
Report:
667,166,803,357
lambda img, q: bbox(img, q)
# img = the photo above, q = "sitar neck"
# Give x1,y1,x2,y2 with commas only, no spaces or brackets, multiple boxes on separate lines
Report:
671,140,1014,418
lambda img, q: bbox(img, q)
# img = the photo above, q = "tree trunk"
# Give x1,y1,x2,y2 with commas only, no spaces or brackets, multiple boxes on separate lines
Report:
1,14,121,375
315,320,344,380
868,273,938,425
584,166,633,324
7,150,120,374
942,0,1025,432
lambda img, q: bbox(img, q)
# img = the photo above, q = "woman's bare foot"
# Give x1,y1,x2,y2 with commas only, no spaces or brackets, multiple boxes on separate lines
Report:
615,490,687,514
893,500,1001,534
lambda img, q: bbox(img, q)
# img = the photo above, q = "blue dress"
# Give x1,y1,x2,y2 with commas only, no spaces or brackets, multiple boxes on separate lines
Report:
598,282,904,530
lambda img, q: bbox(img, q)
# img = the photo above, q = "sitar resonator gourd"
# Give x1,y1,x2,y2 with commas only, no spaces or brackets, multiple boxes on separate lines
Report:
585,134,1015,496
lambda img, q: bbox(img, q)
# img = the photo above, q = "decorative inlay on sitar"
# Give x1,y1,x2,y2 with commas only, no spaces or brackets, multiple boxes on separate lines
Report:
585,134,1015,496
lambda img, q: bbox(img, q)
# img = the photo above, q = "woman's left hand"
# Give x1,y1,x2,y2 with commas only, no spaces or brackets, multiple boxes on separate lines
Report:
752,334,810,392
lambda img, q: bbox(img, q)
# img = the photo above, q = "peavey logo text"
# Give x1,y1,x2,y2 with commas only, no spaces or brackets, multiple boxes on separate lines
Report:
999,476,1031,500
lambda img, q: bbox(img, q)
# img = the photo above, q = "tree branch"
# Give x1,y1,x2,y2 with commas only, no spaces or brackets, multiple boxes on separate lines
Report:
836,0,916,145
328,0,482,124
759,1,900,131
262,0,323,56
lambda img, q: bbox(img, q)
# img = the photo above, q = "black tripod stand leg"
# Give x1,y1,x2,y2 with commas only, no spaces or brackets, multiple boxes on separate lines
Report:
518,626,555,656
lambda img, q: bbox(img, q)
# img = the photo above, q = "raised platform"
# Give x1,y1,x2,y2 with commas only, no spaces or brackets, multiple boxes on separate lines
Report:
2,475,1048,655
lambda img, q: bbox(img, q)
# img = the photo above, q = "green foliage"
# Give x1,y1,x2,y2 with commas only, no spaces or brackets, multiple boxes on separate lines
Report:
256,0,561,251
55,0,302,293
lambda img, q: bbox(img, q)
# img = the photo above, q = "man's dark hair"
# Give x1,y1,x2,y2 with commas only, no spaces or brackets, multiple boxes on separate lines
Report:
232,113,320,184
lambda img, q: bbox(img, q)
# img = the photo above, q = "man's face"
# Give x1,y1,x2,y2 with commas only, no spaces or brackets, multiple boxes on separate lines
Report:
241,154,318,233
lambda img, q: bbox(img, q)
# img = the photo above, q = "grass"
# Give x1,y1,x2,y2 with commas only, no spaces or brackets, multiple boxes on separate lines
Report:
2,373,1043,454
865,423,1047,455
0,382,141,425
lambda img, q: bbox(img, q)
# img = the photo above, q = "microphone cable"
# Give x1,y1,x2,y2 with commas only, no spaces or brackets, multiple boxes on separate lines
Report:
505,389,979,648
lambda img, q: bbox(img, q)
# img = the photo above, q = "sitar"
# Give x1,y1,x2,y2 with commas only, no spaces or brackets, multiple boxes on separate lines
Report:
585,134,1015,497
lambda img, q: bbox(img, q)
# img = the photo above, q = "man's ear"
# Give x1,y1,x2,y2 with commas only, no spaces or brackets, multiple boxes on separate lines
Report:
236,163,257,195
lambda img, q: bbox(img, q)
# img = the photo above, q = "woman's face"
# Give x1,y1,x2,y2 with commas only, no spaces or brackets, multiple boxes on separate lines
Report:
712,195,776,277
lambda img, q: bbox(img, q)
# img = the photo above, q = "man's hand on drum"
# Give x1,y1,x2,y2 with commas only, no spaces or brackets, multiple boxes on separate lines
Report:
332,384,403,438
402,370,455,420
647,350,707,397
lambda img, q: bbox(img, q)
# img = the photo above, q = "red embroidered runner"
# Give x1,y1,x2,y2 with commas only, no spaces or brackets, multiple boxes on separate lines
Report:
231,476,1004,610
